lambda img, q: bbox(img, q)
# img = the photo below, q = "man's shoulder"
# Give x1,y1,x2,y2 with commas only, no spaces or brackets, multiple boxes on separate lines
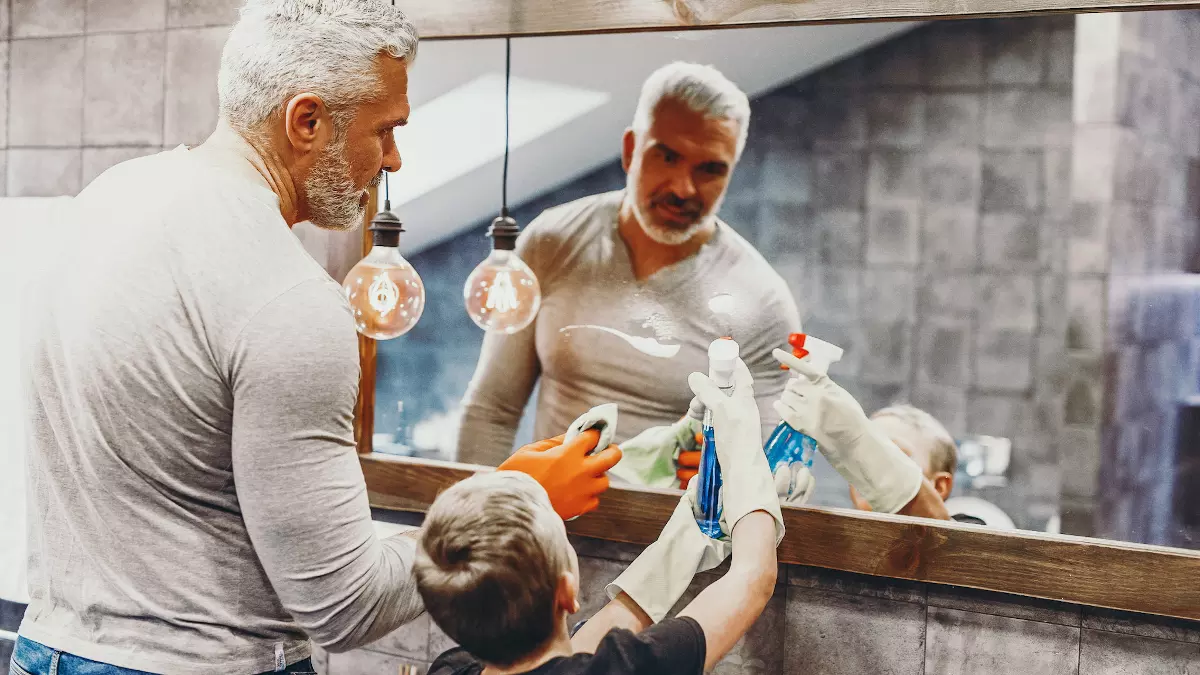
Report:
713,223,795,305
526,191,620,241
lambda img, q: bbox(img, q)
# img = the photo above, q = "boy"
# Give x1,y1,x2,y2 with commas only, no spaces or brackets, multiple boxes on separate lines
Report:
415,360,784,674
848,404,959,516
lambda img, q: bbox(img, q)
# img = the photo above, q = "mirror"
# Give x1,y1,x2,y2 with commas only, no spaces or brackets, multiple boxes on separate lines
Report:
369,11,1200,553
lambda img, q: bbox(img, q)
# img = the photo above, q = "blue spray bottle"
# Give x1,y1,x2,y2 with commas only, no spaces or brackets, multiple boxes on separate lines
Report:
693,338,740,538
764,333,844,505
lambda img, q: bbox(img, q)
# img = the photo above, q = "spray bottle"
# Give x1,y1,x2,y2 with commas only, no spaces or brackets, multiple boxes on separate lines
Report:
764,333,844,505
693,338,740,538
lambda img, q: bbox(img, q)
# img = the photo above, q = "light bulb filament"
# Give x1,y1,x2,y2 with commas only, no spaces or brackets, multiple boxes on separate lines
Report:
485,271,521,313
369,272,401,319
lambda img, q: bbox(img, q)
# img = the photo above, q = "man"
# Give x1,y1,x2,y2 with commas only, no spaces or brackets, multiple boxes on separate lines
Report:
457,61,802,467
15,3,615,674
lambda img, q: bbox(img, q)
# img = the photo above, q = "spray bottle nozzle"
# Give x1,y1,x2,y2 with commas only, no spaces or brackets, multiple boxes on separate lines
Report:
780,333,843,376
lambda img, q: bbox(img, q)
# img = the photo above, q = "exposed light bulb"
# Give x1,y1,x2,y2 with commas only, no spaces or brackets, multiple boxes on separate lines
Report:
463,216,541,334
343,202,425,339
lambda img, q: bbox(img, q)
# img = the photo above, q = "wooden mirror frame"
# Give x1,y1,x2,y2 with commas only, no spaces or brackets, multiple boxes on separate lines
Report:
353,0,1200,622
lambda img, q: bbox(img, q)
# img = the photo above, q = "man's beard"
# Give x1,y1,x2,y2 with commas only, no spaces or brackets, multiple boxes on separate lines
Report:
629,184,722,246
305,135,379,232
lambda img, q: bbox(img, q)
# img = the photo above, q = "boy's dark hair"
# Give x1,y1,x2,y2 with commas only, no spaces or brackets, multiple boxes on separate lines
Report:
414,472,572,667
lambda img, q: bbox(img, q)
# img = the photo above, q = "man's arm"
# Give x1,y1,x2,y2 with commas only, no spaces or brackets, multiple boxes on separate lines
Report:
229,280,424,652
678,511,777,671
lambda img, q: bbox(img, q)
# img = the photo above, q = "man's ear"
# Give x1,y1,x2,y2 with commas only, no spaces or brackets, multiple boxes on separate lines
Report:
283,92,330,153
556,571,580,616
932,472,954,502
621,128,635,174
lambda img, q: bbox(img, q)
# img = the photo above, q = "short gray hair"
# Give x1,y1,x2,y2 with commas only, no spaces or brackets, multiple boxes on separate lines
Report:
631,61,751,157
218,0,419,135
871,404,958,476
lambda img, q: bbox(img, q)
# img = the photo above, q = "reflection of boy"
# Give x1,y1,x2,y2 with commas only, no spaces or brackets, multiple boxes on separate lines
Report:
418,360,783,675
849,405,957,514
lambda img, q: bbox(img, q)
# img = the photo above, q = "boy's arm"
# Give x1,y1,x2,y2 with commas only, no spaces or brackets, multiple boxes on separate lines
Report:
677,511,777,671
569,592,652,654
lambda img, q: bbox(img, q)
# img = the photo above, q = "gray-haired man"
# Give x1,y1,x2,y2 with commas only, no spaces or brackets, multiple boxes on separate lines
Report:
457,62,802,473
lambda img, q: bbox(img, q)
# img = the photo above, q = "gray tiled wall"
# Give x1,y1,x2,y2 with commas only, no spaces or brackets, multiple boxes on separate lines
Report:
312,535,1200,675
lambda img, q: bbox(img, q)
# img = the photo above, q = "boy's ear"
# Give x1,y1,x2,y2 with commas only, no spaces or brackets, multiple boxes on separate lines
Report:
932,472,954,501
556,571,580,615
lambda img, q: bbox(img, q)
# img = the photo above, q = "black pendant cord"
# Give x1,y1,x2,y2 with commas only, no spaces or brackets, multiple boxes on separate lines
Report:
501,37,511,218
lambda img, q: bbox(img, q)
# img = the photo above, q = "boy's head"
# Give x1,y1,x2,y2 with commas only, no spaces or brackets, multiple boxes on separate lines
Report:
414,471,580,668
849,404,958,510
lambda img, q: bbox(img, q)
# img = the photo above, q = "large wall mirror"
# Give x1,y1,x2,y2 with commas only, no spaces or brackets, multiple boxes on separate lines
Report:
358,8,1200,612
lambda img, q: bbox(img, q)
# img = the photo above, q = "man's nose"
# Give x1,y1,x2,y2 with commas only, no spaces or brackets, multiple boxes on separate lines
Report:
382,132,402,173
667,168,697,200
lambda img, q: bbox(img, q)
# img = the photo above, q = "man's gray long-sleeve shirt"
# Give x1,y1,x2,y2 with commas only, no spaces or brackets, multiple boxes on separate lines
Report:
19,147,422,674
456,191,801,466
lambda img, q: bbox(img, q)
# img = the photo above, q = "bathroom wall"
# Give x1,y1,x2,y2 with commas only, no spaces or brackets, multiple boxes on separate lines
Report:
376,15,1078,529
310,526,1200,675
1069,10,1200,547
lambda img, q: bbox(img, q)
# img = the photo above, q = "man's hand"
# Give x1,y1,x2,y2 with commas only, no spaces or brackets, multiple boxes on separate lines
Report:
498,430,622,520
676,436,701,488
772,349,923,514
613,417,702,488
604,483,731,622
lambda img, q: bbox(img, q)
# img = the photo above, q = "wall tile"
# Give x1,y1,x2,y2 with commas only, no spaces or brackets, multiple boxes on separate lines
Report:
1070,125,1119,203
980,212,1042,272
986,19,1047,85
925,607,1080,675
86,0,166,32
977,274,1037,331
760,146,812,204
981,150,1043,212
924,22,985,88
918,317,971,387
164,26,229,146
861,319,913,385
968,393,1035,443
0,1,8,36
9,36,85,147
927,585,1081,626
84,32,165,146
1067,202,1111,276
0,151,7,197
814,151,867,209
567,536,644,564
984,89,1072,149
861,268,916,322
81,146,160,187
868,93,925,148
1082,607,1200,645
167,0,242,28
911,382,968,436
1060,425,1101,498
974,327,1035,392
814,209,865,265
784,587,926,675
1079,628,1200,675
1067,279,1105,352
787,565,925,604
0,45,8,148
1043,146,1073,214
926,94,983,147
801,316,864,379
1046,23,1075,87
812,92,867,150
924,147,981,208
1108,201,1153,275
922,207,978,271
12,0,84,37
858,380,913,415
867,34,924,87
325,649,426,675
866,201,920,266
868,149,923,202
918,273,978,320
7,148,81,196
814,266,861,321
760,203,814,256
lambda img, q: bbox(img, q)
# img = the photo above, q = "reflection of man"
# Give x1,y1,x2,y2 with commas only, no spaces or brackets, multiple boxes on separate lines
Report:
15,2,614,674
458,62,801,466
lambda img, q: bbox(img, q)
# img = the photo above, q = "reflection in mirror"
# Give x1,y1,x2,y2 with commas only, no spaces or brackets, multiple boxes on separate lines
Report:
373,12,1200,552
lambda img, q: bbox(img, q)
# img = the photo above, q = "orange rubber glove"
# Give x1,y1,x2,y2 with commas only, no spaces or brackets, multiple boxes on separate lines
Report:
675,432,704,488
498,429,623,520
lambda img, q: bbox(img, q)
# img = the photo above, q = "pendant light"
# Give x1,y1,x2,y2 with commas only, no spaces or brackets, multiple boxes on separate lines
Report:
342,172,426,339
463,38,542,334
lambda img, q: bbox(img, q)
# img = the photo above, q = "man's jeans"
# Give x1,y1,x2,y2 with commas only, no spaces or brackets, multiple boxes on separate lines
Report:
9,637,317,675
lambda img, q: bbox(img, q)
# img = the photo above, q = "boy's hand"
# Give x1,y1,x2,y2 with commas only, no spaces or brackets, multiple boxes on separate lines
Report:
688,360,784,544
772,349,923,514
498,430,622,520
605,483,730,622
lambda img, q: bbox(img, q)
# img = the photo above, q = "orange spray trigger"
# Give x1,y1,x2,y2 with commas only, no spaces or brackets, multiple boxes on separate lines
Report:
781,333,810,369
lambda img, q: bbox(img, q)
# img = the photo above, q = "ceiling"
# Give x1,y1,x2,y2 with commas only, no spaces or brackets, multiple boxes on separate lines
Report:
389,22,919,254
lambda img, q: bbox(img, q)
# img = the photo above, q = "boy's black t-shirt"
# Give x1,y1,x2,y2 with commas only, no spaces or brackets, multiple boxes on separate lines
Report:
427,617,706,675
